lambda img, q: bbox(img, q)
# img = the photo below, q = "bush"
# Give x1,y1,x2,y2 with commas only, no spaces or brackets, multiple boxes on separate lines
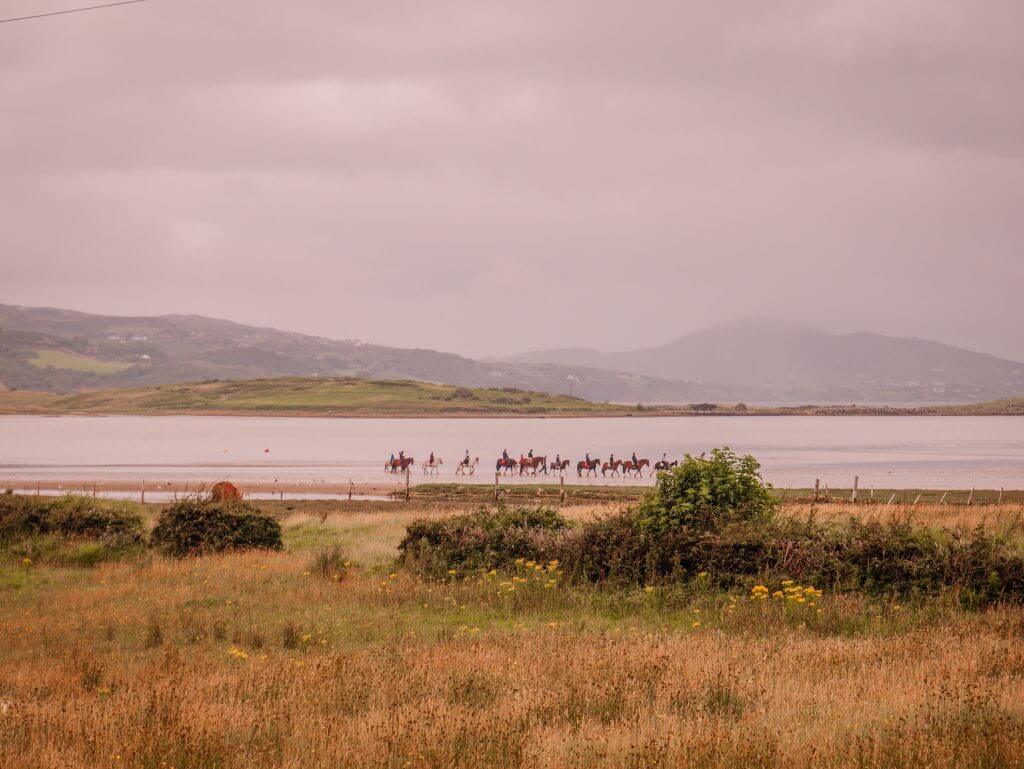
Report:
398,506,568,577
637,448,777,533
0,494,145,566
150,499,282,557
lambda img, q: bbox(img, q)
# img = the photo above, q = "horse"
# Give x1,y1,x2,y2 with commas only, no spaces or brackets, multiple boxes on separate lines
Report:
601,459,623,477
519,455,547,476
622,458,650,478
385,456,415,473
577,458,600,477
422,457,443,475
654,459,678,472
455,457,479,475
549,459,570,473
496,457,518,475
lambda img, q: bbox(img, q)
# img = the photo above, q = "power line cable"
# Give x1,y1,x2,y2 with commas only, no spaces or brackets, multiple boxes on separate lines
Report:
0,0,149,24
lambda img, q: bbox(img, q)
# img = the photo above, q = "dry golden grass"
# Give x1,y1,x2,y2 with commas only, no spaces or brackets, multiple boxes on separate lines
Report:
2,503,1024,768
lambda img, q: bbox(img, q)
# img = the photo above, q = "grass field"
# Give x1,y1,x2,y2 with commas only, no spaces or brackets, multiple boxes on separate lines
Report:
3,499,1024,768
27,349,133,375
0,377,631,417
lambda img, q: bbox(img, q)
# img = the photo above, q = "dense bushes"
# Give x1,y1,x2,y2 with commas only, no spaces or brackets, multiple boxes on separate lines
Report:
398,449,1024,604
398,506,567,577
637,448,777,532
150,499,282,557
0,494,145,565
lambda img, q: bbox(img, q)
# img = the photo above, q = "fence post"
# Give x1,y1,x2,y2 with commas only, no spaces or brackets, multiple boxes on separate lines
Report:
998,487,1004,505
559,474,565,505
348,479,353,502
887,492,896,505
966,488,974,506
141,480,145,504
405,468,410,502
36,480,40,499
494,472,500,503
939,491,947,505
813,478,820,501
913,493,922,506
851,476,859,503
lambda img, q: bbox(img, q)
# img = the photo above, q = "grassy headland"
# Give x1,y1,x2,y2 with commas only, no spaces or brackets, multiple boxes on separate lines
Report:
0,376,1021,417
0,377,634,417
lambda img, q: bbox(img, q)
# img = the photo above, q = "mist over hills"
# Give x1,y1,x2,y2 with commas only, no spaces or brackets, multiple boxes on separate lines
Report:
513,319,1024,403
1,306,1020,403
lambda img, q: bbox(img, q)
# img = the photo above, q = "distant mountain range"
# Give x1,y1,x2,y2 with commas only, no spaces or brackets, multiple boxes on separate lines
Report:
0,304,732,402
512,319,1024,403
2,305,1020,403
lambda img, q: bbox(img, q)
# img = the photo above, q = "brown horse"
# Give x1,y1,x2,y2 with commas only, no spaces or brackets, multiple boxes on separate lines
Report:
622,458,650,478
549,459,570,473
601,459,623,477
654,459,678,471
577,458,600,477
496,457,518,474
385,457,415,473
519,456,547,476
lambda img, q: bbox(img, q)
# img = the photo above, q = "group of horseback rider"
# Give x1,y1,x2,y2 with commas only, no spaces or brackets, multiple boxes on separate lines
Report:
388,449,681,477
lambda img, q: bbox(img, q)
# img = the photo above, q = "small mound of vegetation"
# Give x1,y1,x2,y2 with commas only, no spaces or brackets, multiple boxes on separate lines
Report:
150,499,282,557
0,493,145,566
399,448,1024,604
309,544,350,581
398,506,568,578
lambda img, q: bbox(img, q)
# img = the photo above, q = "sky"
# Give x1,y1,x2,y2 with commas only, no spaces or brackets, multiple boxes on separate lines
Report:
2,0,1022,361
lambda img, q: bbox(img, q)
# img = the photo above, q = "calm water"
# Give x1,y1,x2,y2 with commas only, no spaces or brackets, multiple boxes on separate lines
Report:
1,415,1022,490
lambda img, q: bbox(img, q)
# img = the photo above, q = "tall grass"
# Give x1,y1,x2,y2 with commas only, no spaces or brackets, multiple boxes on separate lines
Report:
2,504,1024,768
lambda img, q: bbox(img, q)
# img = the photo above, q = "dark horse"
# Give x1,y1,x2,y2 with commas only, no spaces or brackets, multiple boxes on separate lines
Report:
549,459,571,473
496,457,518,475
577,458,600,477
385,456,415,473
654,459,678,471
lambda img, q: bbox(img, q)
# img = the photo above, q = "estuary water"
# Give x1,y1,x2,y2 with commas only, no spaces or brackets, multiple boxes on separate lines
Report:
1,414,1022,491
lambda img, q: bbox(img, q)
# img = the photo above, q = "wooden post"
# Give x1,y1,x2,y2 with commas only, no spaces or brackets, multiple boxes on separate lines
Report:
35,480,40,499
887,492,896,505
494,472,500,503
559,474,565,505
870,486,874,500
813,478,820,501
348,479,353,502
966,488,974,506
279,489,283,501
851,476,859,503
998,487,1004,505
404,468,410,502
141,480,145,504
913,493,922,506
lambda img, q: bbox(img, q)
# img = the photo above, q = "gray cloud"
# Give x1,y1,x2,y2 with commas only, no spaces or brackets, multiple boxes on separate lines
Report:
2,0,1022,360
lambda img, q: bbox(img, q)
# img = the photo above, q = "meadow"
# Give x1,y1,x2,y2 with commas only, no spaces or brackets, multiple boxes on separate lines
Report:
2,497,1024,768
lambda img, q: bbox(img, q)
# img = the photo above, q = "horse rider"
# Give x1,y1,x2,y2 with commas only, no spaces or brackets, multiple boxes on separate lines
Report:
463,449,471,466
609,452,615,466
631,451,638,467
555,453,561,468
429,451,435,466
389,453,395,468
399,450,405,464
528,448,533,459
585,452,592,467
502,448,509,461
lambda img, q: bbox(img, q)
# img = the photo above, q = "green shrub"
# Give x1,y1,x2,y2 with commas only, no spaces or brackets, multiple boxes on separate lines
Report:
0,494,145,565
150,499,282,557
637,447,777,533
398,506,568,577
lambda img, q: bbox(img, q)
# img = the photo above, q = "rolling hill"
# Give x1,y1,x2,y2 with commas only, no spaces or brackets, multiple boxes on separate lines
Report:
0,304,732,402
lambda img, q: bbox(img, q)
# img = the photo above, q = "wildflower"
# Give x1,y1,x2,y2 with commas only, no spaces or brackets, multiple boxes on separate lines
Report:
691,621,701,628
447,569,457,576
773,591,784,599
751,585,769,596
644,586,655,593
697,571,708,578
21,558,32,566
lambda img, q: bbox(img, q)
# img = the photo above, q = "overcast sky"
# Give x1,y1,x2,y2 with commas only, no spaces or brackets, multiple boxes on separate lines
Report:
2,0,1022,360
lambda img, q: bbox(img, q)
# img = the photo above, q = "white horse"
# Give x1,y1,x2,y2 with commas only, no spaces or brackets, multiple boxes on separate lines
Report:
455,457,479,475
422,457,444,475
